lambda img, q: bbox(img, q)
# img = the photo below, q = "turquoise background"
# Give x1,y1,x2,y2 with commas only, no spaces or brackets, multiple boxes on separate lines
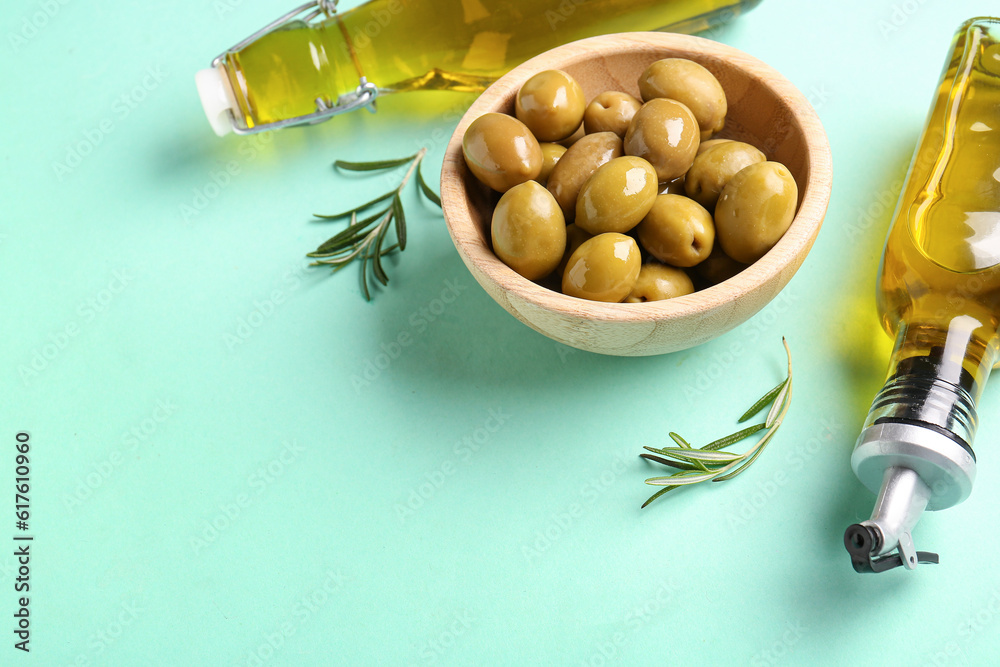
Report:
3,0,1000,664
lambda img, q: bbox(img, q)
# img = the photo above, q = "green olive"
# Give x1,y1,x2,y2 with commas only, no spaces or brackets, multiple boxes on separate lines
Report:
638,58,727,140
556,223,593,279
559,124,586,148
463,112,542,193
583,91,642,138
694,245,747,287
697,138,733,155
575,156,658,235
492,181,567,280
636,194,714,267
515,70,586,142
624,263,695,302
659,176,685,195
538,143,567,184
684,141,766,209
714,161,798,264
624,98,700,182
546,131,623,221
562,233,641,302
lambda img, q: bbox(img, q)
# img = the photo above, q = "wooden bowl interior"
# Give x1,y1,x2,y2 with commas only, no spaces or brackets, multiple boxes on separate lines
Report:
461,44,809,252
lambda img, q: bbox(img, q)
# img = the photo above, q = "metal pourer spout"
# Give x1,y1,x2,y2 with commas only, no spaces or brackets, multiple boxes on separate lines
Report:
846,350,979,573
844,467,940,573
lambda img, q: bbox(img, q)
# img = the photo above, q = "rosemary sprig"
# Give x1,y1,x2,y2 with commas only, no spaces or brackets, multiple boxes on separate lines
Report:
640,338,794,509
308,148,441,301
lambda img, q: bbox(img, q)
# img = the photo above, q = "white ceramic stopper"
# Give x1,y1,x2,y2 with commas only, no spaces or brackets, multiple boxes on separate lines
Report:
195,66,239,136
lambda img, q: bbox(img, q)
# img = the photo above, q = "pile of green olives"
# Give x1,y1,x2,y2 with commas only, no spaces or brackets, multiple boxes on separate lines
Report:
462,60,798,303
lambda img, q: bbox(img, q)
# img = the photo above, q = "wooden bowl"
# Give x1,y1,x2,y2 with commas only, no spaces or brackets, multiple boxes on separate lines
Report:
441,32,832,356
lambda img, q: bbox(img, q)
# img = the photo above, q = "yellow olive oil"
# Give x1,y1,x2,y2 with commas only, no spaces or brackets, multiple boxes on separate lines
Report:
877,17,1000,398
219,0,762,130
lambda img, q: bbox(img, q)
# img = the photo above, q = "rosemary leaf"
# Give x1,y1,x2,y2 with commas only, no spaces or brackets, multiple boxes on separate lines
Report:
313,191,395,219
638,340,794,508
334,154,417,171
643,450,710,470
392,193,407,251
713,427,781,482
639,453,699,472
766,380,790,429
311,246,365,263
370,245,388,287
711,446,764,482
642,445,692,459
309,211,386,257
310,210,386,256
370,217,392,286
716,346,793,482
669,432,693,449
738,379,787,423
642,486,680,508
700,423,767,451
646,470,719,486
309,148,429,300
308,243,363,260
310,243,366,266
668,433,711,469
657,448,744,463
359,243,371,301
417,162,442,207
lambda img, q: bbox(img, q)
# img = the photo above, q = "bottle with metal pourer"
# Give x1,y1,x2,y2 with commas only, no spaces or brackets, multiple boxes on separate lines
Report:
844,17,1000,573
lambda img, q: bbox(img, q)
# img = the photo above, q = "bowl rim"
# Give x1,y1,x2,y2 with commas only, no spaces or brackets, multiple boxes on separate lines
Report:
441,31,832,324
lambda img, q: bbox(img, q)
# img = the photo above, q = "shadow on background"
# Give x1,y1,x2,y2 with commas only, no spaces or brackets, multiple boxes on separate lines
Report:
831,148,914,430
368,242,672,401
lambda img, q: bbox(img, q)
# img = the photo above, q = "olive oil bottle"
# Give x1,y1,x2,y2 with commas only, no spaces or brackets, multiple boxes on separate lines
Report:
845,18,1000,573
196,0,762,135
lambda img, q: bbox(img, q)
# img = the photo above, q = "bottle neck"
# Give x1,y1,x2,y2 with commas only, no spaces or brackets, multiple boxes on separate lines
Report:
865,317,997,451
223,20,354,130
